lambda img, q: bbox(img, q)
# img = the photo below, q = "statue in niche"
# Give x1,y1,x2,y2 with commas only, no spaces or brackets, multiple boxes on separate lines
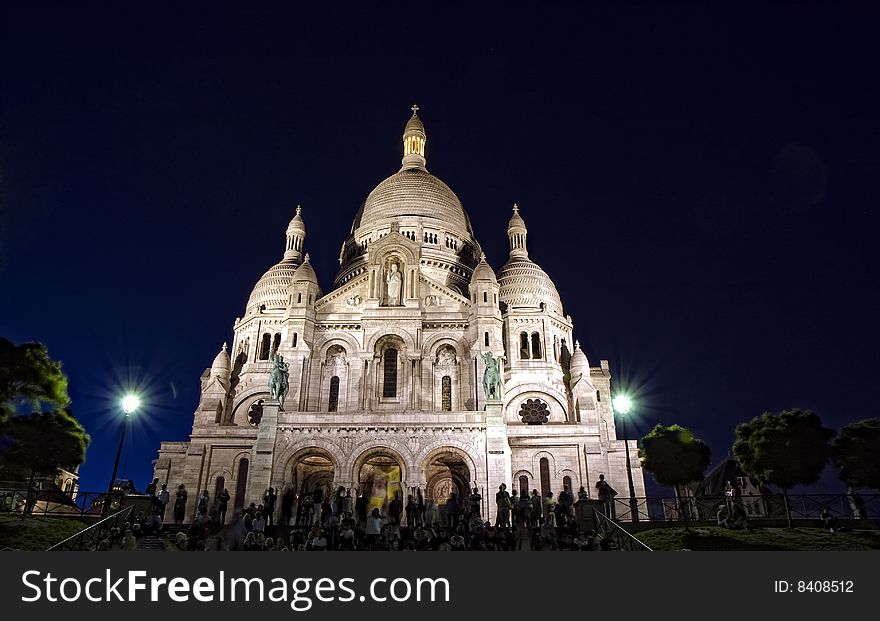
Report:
268,353,290,409
384,259,403,306
436,346,457,367
481,352,502,401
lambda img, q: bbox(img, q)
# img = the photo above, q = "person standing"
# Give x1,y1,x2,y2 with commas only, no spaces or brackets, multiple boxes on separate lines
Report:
157,483,171,521
495,484,511,528
595,474,617,518
469,487,483,518
312,485,324,525
146,477,159,498
355,490,368,527
264,487,277,526
197,490,210,519
529,489,542,526
405,495,418,527
389,491,403,525
173,484,188,525
342,489,353,519
217,488,231,525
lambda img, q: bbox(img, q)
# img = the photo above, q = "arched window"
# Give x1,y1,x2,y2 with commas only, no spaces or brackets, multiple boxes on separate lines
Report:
328,376,340,412
234,459,249,510
292,333,298,347
383,348,398,398
259,333,271,360
531,333,542,359
596,390,601,402
519,333,530,359
484,331,490,347
563,475,572,494
519,475,529,496
539,458,551,497
441,376,452,411
213,476,225,502
271,333,281,356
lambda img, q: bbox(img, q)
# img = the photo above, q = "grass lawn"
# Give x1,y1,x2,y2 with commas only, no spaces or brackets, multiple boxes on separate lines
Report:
0,514,91,551
637,526,880,551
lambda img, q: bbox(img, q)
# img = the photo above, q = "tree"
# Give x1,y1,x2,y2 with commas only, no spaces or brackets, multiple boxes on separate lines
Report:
732,409,834,528
639,424,711,523
0,338,70,427
0,339,89,517
833,419,880,518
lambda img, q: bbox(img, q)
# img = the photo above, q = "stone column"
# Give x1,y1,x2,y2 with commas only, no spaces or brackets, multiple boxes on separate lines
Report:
246,399,280,506
485,398,512,524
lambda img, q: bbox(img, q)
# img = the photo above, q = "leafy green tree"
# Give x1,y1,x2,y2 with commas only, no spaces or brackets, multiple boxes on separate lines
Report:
733,409,834,528
0,338,70,427
639,424,711,522
834,419,880,517
0,339,89,517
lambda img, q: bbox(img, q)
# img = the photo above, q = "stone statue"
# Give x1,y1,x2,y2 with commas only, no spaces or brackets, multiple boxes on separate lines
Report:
481,352,502,400
385,261,402,306
268,353,290,409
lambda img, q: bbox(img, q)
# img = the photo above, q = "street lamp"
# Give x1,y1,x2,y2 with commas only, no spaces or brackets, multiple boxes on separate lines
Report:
613,395,639,523
105,394,140,513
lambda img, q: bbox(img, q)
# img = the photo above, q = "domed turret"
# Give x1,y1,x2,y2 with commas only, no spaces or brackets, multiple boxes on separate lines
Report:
401,104,427,171
498,204,564,314
293,253,319,285
471,252,497,284
569,340,589,377
210,342,231,380
246,206,307,314
284,206,306,262
507,203,528,258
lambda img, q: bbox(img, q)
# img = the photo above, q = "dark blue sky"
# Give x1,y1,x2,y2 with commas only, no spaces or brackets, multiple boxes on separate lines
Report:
2,3,878,494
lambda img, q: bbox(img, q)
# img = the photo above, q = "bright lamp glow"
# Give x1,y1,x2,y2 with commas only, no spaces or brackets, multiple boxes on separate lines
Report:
613,395,632,415
121,394,140,415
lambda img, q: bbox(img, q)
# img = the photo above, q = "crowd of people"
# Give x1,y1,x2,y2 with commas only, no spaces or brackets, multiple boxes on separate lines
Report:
106,478,620,551
74,472,627,551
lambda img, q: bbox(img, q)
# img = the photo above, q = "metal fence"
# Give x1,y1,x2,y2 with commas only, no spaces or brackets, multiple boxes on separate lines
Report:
46,506,134,551
0,488,122,518
593,509,652,551
605,493,880,524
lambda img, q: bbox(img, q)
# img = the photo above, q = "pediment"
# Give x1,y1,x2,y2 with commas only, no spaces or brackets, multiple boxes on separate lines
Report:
419,273,472,308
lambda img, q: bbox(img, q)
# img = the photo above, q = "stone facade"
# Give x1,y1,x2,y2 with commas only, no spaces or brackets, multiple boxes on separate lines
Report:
152,108,646,522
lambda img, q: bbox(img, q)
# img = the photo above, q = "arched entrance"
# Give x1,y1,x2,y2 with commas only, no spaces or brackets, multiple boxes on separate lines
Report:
424,448,472,510
353,448,405,513
289,449,337,496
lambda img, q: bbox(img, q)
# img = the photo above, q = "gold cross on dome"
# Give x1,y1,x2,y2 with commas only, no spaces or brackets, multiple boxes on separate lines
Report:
411,104,419,115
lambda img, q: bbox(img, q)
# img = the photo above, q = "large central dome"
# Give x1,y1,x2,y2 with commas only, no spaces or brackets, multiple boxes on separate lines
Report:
351,167,473,234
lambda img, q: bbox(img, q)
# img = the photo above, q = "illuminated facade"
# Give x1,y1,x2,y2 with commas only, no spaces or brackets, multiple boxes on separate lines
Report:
152,107,645,522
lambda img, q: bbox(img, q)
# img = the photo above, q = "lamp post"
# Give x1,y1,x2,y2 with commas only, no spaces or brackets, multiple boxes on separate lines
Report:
613,395,639,523
105,395,139,514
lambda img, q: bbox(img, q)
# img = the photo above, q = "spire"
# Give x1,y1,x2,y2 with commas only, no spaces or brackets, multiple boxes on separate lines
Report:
507,203,528,258
401,104,427,171
284,205,306,262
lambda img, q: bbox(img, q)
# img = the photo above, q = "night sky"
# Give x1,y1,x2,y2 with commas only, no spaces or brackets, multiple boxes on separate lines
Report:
2,4,878,495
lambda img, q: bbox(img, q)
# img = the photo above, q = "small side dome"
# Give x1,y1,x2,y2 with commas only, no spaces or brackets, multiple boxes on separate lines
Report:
569,340,589,375
470,252,497,284
211,342,231,378
293,253,319,285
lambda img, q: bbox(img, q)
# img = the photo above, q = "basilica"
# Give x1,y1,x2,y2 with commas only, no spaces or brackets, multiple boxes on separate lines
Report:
152,107,645,522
